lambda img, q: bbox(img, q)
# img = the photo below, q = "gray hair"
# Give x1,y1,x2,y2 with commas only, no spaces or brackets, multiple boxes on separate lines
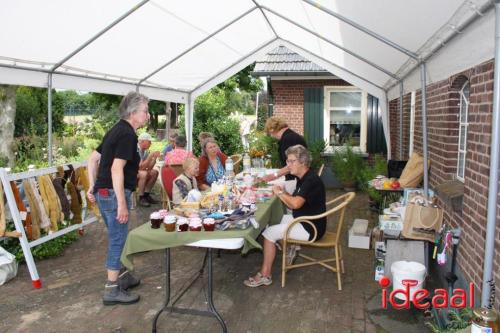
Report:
285,144,311,167
175,135,187,148
202,137,217,157
118,91,149,119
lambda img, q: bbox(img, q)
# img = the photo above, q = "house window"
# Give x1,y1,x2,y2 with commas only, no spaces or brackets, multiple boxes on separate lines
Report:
324,87,367,152
457,81,469,181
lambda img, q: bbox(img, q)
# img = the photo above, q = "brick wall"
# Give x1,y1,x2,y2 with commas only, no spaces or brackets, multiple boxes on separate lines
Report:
389,59,500,310
271,79,351,134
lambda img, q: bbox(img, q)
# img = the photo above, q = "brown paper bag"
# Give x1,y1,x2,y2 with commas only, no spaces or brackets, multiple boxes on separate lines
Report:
399,153,424,188
402,203,443,242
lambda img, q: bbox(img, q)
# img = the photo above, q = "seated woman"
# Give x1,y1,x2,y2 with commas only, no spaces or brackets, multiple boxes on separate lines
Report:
164,135,193,165
172,157,199,205
196,138,227,191
244,144,326,287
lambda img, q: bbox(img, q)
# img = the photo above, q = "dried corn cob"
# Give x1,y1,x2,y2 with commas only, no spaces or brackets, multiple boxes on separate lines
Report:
10,181,33,240
38,175,61,232
22,179,41,240
28,178,50,231
66,181,82,225
53,176,71,220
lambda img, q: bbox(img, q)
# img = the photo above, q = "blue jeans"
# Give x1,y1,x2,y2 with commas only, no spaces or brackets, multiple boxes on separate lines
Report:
95,188,132,271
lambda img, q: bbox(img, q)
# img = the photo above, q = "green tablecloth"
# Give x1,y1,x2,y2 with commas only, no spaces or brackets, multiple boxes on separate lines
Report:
121,196,284,270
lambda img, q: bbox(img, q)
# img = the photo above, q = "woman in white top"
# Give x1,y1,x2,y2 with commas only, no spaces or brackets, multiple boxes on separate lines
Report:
172,157,199,205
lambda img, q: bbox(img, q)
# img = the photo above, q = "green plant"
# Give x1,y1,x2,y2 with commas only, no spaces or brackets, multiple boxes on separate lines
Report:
331,143,364,185
425,308,473,333
307,139,327,171
249,131,280,168
1,229,80,263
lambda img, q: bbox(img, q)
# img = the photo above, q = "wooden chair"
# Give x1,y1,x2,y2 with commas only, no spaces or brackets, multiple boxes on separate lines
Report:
281,192,356,290
230,154,242,174
317,163,325,177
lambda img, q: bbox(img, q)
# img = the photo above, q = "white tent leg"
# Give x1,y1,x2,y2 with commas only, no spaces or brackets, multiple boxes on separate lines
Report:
481,0,500,308
47,73,53,167
0,168,41,288
185,95,194,152
420,63,429,197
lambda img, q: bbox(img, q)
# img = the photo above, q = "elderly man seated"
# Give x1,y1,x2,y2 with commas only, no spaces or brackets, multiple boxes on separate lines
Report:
137,132,160,207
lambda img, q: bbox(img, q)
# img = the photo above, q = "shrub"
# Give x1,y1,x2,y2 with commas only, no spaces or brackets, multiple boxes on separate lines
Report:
331,144,365,184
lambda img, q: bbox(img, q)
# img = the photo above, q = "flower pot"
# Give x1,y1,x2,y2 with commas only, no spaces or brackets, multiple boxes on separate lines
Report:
342,181,357,192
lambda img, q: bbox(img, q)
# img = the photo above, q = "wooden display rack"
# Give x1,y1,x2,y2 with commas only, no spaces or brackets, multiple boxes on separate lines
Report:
0,162,98,288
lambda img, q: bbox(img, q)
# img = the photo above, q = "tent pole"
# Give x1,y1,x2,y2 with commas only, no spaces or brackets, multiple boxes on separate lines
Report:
137,6,258,86
280,39,386,91
302,0,418,59
185,95,193,152
386,0,494,91
481,0,500,308
261,6,399,80
399,81,403,159
420,63,429,197
47,73,53,166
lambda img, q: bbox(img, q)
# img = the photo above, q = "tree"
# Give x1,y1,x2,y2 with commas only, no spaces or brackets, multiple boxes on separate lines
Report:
14,86,65,137
0,85,16,167
179,88,243,156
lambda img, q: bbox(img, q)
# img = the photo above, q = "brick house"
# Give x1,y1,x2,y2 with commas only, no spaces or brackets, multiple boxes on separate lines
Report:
389,59,499,310
252,46,387,154
255,46,499,310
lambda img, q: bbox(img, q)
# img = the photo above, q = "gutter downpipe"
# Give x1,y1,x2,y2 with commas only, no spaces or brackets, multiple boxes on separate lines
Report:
420,63,429,197
481,0,500,307
399,81,403,159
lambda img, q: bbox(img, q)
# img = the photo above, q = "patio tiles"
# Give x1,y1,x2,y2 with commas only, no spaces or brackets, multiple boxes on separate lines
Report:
0,190,430,332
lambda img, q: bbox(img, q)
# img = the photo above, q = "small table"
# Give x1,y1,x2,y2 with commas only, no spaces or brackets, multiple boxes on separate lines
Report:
121,196,284,333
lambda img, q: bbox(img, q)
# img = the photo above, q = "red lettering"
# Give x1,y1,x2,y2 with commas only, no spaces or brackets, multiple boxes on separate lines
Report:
382,288,388,308
390,282,411,309
469,282,475,308
412,289,430,309
432,289,448,308
450,289,466,308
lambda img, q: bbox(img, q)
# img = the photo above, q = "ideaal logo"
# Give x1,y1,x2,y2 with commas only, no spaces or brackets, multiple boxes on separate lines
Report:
379,276,475,309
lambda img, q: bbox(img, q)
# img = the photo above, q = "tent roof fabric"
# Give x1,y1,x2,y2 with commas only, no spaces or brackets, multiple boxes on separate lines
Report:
1,0,494,102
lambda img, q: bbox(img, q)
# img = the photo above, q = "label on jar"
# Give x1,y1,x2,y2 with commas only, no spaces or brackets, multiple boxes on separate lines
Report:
471,322,492,333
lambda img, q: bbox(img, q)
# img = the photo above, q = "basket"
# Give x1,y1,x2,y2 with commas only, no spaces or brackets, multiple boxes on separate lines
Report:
179,201,200,209
200,191,222,208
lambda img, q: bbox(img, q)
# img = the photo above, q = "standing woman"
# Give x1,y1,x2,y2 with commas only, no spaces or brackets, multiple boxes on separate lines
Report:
197,138,227,191
87,92,149,305
260,116,307,182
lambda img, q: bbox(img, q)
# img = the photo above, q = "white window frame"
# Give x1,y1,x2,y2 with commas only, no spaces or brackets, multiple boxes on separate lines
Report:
323,86,368,152
409,91,416,157
457,81,469,182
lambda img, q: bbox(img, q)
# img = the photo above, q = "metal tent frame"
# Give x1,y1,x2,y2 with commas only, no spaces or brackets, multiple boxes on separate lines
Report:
0,0,497,306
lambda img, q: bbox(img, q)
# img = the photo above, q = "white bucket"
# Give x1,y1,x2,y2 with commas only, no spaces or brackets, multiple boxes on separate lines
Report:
390,261,426,301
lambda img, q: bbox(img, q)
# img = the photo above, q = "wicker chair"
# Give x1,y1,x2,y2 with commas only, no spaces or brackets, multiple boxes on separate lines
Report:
230,154,242,174
281,192,356,290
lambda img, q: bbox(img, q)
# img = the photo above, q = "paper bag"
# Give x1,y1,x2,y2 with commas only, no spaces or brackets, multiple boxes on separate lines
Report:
402,203,443,242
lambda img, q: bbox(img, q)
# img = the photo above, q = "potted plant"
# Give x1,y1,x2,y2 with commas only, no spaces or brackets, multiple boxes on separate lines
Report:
331,143,364,191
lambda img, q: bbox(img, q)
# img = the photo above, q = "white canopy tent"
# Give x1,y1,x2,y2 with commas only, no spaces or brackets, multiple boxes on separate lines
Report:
1,0,498,306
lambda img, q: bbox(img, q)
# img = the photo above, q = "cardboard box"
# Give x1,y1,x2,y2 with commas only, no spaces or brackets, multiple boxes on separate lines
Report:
348,226,372,249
